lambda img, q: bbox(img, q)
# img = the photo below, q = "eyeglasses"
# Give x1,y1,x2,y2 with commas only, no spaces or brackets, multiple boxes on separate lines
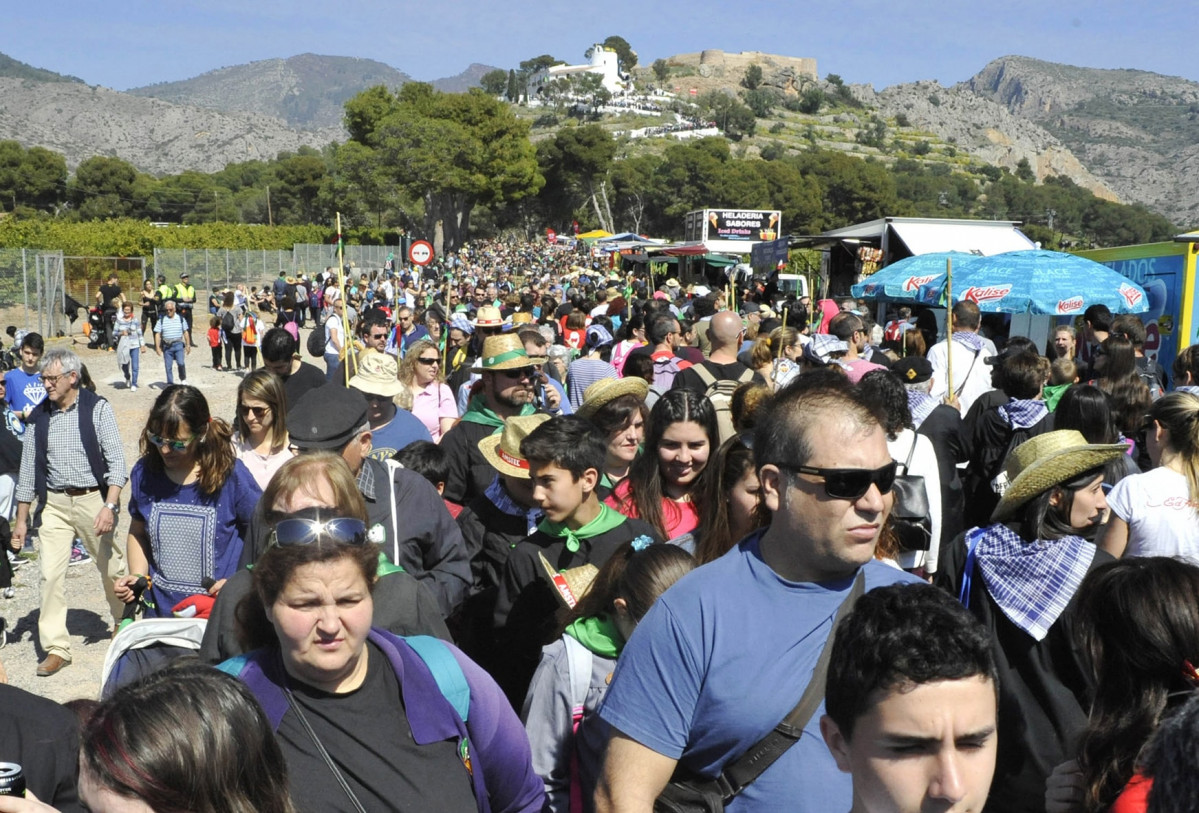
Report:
500,367,537,380
148,432,195,451
368,332,389,340
269,516,368,548
239,404,270,419
778,461,898,500
39,372,70,386
416,357,440,366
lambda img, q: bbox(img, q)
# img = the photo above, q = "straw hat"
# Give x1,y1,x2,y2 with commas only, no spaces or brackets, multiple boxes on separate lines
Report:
991,430,1127,521
576,377,650,420
539,552,599,609
477,413,551,478
348,350,405,398
665,278,681,289
472,305,504,328
471,333,544,372
510,311,535,325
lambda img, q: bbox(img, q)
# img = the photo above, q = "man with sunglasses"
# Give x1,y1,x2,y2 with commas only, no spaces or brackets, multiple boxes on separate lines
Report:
12,348,128,678
393,305,429,359
596,377,920,813
441,334,552,507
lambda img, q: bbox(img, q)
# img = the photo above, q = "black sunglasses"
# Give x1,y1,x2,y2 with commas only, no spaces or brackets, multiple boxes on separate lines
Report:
779,461,898,500
416,357,440,366
269,515,368,548
501,366,537,380
238,404,270,419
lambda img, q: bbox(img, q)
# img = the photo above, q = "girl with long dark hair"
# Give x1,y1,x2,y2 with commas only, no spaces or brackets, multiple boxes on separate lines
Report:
113,385,260,616
605,389,718,540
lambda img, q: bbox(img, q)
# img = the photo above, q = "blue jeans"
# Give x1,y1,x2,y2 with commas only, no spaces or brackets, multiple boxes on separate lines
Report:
324,352,340,381
163,342,186,384
121,348,140,387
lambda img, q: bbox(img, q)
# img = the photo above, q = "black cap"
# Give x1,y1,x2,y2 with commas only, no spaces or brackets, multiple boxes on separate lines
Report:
984,346,1022,366
180,272,190,278
891,356,933,383
287,386,369,450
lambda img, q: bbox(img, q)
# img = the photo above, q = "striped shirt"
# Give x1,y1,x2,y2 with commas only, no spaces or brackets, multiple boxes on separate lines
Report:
15,395,128,501
155,314,186,344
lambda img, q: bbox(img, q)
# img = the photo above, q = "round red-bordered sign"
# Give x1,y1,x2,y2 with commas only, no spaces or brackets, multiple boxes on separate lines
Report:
408,240,434,266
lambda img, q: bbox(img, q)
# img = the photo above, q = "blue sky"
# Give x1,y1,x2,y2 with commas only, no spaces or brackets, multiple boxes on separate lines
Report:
5,0,1195,91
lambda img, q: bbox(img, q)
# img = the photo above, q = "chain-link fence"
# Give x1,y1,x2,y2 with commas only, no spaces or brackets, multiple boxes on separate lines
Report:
0,248,69,337
293,244,394,275
151,248,295,299
63,256,147,316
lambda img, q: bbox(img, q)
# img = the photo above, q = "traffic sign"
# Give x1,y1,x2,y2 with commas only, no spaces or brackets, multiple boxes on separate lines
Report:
408,240,434,266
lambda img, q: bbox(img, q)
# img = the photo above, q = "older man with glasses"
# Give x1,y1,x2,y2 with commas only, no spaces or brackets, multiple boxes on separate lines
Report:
11,348,127,677
596,372,919,813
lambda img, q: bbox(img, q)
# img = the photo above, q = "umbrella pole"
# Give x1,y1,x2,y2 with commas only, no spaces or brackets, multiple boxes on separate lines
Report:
945,257,954,401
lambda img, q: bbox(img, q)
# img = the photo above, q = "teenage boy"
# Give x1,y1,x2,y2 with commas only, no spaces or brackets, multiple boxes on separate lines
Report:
4,332,46,423
492,415,660,706
819,583,999,813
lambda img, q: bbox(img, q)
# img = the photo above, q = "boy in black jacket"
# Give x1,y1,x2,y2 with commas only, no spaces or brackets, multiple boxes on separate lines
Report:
492,415,660,707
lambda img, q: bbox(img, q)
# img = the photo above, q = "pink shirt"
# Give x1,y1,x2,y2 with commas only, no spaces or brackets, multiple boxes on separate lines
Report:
232,435,295,491
411,381,456,442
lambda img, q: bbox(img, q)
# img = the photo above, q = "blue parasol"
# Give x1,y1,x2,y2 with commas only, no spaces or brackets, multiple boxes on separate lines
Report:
913,250,1149,315
850,252,986,301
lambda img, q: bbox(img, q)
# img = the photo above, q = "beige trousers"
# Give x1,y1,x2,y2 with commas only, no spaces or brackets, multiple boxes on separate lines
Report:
37,490,126,659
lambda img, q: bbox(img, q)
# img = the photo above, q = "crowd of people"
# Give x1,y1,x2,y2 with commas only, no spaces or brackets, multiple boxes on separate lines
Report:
1,238,1198,812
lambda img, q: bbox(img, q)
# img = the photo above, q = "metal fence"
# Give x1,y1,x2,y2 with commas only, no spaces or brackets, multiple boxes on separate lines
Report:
0,248,68,336
151,248,296,297
63,256,146,319
293,244,394,275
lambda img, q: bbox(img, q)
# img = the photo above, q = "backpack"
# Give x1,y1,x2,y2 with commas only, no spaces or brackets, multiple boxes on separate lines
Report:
691,364,753,444
220,309,236,333
650,355,683,394
562,635,595,813
305,318,326,357
1137,367,1163,401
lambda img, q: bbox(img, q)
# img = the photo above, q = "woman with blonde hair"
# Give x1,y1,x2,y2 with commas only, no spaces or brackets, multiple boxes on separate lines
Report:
114,385,261,616
400,338,456,441
749,325,802,389
233,369,293,490
1100,391,1199,562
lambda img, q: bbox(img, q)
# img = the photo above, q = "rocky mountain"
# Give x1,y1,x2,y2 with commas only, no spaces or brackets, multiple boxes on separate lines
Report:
963,56,1199,227
432,63,502,94
0,52,83,84
127,54,414,130
0,77,342,175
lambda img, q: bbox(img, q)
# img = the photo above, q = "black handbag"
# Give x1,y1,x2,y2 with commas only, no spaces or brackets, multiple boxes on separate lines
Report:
890,434,933,552
652,571,866,813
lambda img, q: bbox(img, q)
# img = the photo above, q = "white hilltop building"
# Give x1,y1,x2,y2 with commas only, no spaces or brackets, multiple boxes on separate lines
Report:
526,45,632,99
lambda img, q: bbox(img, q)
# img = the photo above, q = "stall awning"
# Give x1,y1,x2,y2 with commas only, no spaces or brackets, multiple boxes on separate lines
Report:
889,222,1035,257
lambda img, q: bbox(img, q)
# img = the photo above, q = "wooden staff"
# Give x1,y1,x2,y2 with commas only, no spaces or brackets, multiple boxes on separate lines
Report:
441,277,451,371
945,256,954,401
335,212,356,385
777,306,787,360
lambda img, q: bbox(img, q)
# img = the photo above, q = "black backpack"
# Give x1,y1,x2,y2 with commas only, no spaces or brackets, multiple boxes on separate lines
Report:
220,309,236,333
306,319,327,358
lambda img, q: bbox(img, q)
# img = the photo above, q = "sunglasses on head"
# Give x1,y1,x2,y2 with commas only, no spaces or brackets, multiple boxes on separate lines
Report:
269,514,368,548
779,460,898,500
148,432,194,451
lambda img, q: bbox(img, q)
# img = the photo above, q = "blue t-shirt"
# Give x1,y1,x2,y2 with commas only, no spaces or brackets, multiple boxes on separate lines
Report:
128,458,262,616
598,532,920,812
367,410,433,460
4,368,45,416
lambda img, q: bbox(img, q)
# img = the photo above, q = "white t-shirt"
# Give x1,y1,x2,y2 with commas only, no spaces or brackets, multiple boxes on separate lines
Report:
927,335,997,416
1108,466,1199,561
324,315,345,356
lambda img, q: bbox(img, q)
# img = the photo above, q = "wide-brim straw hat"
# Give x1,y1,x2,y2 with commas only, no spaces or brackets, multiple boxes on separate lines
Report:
471,333,543,372
576,377,650,420
348,350,405,398
539,552,599,609
472,305,504,328
478,413,551,478
991,430,1128,521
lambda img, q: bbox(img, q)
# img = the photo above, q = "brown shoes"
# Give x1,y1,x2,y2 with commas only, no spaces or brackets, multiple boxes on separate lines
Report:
36,654,71,677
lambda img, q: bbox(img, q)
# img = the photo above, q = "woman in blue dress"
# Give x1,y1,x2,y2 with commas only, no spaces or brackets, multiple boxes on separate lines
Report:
114,385,261,616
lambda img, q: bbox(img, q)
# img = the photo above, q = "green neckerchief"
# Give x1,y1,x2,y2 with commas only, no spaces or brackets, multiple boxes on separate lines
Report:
377,552,404,577
599,472,614,491
564,614,623,658
538,502,626,553
1043,383,1071,412
459,394,535,429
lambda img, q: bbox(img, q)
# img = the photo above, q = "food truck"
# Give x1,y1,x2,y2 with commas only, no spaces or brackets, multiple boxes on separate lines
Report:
1075,233,1199,376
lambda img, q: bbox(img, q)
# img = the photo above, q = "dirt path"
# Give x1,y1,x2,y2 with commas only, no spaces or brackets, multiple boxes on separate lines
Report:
2,330,255,702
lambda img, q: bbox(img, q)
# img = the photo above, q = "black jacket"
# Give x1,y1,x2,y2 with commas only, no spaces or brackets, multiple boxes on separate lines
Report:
440,419,501,506
0,684,84,812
